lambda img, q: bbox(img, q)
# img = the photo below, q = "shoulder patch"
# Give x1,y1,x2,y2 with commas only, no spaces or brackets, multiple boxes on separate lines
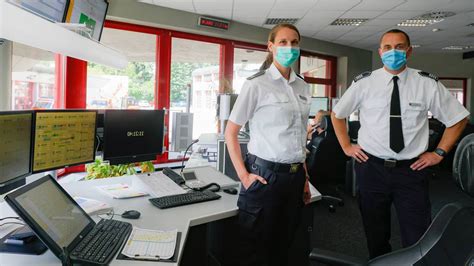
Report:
353,71,372,82
247,70,265,80
418,71,438,82
296,73,304,80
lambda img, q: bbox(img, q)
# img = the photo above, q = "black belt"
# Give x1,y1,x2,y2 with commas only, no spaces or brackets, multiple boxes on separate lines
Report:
366,153,418,168
246,153,303,173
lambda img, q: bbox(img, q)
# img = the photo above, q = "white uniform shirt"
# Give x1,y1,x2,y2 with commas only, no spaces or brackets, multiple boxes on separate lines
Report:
333,67,470,160
229,63,311,163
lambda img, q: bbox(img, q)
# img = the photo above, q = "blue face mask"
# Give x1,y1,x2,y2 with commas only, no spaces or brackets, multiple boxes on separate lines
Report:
381,49,407,70
275,46,300,67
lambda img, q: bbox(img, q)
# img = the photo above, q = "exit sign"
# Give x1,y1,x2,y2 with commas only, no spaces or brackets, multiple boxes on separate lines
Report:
198,16,230,30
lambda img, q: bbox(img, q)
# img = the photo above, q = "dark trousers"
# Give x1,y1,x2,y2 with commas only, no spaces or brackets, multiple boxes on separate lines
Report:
355,159,431,259
237,155,306,266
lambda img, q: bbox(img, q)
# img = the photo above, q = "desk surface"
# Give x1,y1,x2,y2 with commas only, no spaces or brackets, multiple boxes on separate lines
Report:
0,132,322,265
0,173,239,266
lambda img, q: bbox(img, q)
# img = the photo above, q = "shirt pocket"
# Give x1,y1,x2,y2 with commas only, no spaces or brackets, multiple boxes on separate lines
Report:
361,99,388,125
258,93,292,124
296,94,311,116
403,102,427,127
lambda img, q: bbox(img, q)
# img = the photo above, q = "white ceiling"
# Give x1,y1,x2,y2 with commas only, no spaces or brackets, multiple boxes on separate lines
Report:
138,0,474,53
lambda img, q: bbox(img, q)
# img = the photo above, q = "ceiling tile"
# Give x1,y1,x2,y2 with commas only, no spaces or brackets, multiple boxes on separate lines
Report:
340,10,386,19
147,0,195,13
312,0,361,11
351,0,405,11
377,10,424,19
394,0,452,11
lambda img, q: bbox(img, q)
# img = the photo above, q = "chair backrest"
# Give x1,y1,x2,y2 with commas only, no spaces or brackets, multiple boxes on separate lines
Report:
452,133,474,197
306,115,347,183
369,203,474,266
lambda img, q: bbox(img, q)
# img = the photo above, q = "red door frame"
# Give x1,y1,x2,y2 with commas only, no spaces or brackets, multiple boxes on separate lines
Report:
300,51,338,100
65,20,338,166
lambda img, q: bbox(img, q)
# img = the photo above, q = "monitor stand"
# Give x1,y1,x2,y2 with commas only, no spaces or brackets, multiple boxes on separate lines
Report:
0,225,48,255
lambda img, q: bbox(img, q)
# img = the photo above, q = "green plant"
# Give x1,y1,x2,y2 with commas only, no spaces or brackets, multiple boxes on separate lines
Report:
85,159,137,180
85,159,156,180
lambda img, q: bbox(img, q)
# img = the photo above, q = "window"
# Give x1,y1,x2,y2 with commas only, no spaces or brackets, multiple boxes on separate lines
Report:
232,48,267,94
86,27,156,110
169,37,220,151
299,53,336,100
439,78,466,106
12,43,59,110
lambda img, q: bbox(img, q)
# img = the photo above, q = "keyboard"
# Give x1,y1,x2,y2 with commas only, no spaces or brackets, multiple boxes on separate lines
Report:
70,219,132,265
163,167,185,185
149,190,221,209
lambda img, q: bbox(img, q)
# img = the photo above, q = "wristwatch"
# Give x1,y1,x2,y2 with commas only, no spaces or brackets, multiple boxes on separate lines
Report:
434,148,447,157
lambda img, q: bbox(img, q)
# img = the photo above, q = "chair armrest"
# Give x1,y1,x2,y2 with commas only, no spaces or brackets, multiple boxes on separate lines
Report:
309,248,366,266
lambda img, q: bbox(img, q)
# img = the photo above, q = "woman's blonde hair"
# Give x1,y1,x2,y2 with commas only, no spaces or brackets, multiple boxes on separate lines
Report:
259,23,301,71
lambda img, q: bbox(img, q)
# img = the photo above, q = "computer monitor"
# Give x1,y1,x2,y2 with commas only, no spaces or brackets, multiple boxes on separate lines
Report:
309,97,329,118
64,0,109,41
32,110,97,173
9,0,69,22
103,110,165,165
0,111,33,194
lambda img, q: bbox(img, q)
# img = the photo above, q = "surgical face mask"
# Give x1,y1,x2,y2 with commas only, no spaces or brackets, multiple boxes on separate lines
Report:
275,46,300,67
381,49,407,71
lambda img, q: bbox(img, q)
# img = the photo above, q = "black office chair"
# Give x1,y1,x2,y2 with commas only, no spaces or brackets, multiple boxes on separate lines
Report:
453,133,474,197
306,115,348,212
309,203,474,266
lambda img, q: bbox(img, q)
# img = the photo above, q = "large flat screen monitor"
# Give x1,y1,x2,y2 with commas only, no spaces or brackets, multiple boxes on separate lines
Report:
0,111,33,194
64,0,108,41
103,110,165,165
309,97,329,117
8,0,69,22
32,110,97,173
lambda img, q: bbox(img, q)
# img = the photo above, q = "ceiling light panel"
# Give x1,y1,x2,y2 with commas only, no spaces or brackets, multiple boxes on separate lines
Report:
330,18,369,26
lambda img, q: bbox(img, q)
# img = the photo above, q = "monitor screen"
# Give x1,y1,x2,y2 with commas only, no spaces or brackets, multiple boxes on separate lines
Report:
5,175,94,258
32,110,97,173
0,112,32,193
103,110,165,165
309,97,329,117
64,0,108,41
8,0,69,22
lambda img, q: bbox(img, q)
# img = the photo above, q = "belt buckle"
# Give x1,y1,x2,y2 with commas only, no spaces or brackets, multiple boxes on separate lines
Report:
290,164,299,173
384,159,397,168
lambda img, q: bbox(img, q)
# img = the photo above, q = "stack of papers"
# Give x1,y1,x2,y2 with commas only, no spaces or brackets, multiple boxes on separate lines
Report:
73,196,113,216
122,228,178,260
96,183,148,199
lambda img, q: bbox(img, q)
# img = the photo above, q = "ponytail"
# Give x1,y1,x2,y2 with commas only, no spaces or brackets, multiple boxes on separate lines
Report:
259,53,273,71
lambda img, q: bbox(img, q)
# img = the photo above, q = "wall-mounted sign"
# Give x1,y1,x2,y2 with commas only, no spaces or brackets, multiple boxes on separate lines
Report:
198,16,230,30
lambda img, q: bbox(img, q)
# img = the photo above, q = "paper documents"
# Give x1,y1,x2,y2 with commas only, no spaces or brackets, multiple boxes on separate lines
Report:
122,228,178,260
133,172,186,197
96,183,148,199
73,196,112,215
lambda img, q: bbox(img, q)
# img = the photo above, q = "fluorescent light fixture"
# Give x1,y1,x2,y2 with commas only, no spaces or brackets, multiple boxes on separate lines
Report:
411,44,421,48
264,18,299,25
442,45,474,50
398,11,455,27
330,18,369,26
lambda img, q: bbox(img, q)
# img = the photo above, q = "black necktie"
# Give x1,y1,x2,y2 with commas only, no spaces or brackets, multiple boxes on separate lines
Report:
390,76,404,153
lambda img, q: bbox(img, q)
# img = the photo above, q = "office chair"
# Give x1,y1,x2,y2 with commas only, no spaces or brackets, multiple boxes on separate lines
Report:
306,115,349,212
453,133,474,197
309,203,474,266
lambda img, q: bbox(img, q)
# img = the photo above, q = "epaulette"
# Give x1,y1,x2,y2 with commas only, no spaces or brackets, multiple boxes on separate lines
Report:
353,71,371,82
247,70,265,80
418,71,438,82
296,73,304,80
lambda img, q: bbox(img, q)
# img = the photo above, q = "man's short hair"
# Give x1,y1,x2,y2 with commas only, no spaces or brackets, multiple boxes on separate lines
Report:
380,29,411,47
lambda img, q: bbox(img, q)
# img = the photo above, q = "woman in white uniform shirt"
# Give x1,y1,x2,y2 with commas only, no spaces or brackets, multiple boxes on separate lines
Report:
225,24,311,266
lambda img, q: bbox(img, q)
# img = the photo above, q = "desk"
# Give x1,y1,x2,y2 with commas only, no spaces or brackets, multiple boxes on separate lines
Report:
0,174,239,266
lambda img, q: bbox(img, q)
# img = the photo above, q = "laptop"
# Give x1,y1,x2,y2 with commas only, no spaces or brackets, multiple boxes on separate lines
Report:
5,175,132,265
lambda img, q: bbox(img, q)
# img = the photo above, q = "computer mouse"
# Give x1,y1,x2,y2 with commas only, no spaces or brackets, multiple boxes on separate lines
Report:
121,210,141,219
223,187,238,195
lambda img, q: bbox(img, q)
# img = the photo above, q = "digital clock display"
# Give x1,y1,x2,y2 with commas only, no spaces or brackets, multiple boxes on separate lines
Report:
198,17,230,30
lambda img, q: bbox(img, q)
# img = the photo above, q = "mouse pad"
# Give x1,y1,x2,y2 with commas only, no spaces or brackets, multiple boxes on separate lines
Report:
116,232,181,262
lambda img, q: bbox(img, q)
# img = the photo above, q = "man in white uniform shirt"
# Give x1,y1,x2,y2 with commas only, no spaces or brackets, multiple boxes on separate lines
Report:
331,29,469,259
